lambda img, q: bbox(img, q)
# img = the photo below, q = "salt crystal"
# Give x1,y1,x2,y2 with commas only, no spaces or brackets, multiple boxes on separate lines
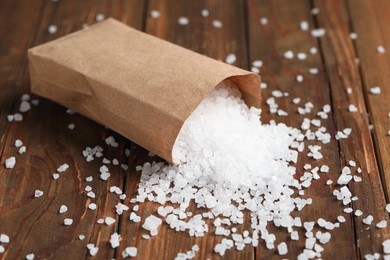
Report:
88,203,97,210
370,86,381,94
252,60,263,67
311,28,326,37
296,74,304,82
57,164,69,173
260,17,268,25
48,25,57,34
64,218,73,226
297,53,307,60
109,232,121,248
59,205,68,213
225,54,236,64
355,210,363,217
178,17,189,26
377,220,387,228
309,68,319,74
277,242,288,255
377,45,386,54
150,10,160,18
26,254,35,260
284,50,294,59
18,146,26,154
212,20,223,28
95,13,105,22
348,104,358,112
122,246,137,258
105,217,116,225
363,215,373,225
87,244,99,256
0,234,9,243
350,32,358,40
386,204,390,213
311,7,319,15
201,9,209,17
68,123,75,130
142,215,162,236
34,190,43,198
52,173,59,180
79,234,85,240
5,157,16,169
337,216,346,223
300,21,309,31
310,47,318,54
383,240,390,254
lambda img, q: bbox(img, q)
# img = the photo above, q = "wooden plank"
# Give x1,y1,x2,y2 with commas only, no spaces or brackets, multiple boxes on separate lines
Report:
0,1,145,259
118,1,255,259
0,1,44,151
313,0,390,257
246,0,356,258
346,0,390,199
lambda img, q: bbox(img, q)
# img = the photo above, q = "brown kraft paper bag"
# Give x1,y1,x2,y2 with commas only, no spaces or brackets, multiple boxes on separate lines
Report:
28,18,261,163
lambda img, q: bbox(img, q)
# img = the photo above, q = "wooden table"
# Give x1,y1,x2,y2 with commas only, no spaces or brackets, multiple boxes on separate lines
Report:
1,0,389,259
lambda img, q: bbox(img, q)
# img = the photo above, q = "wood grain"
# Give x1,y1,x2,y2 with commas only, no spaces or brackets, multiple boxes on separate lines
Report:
246,0,356,258
313,0,390,257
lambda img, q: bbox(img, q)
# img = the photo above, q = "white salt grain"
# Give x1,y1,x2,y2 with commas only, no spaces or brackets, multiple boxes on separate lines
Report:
370,86,381,94
64,218,73,226
109,232,121,248
296,75,304,82
212,20,223,28
383,240,390,254
34,190,43,198
18,146,26,154
201,9,209,17
26,254,35,260
363,215,373,225
311,28,326,37
284,50,294,59
20,101,31,112
79,234,85,240
59,205,68,214
105,217,116,225
300,21,309,31
225,54,236,64
142,215,162,236
5,157,16,169
87,244,99,256
260,17,268,25
178,17,189,26
57,164,69,173
0,234,9,243
277,242,288,255
348,104,358,112
150,10,160,18
122,246,137,258
377,45,386,54
48,25,57,34
311,7,319,15
88,203,97,210
350,32,358,40
95,13,105,22
386,204,390,213
377,220,387,228
0,246,4,253
310,47,318,54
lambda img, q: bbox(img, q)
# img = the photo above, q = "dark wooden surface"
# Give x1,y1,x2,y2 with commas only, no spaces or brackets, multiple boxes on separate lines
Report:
0,0,389,259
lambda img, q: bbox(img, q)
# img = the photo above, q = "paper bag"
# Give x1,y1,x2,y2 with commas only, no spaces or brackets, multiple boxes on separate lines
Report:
28,18,261,163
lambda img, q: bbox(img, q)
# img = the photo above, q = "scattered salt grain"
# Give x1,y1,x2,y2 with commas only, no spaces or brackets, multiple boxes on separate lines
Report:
300,21,309,31
95,13,105,22
87,244,99,256
150,10,160,18
59,205,68,214
363,215,373,225
201,9,209,17
178,17,189,26
52,173,59,180
296,74,304,82
311,7,319,15
348,104,358,112
284,50,294,59
122,247,137,258
377,45,386,54
297,53,307,60
350,32,358,40
377,220,387,228
109,232,121,248
212,20,223,28
0,234,9,243
310,47,318,54
34,190,43,198
252,60,263,67
309,68,319,75
18,146,26,154
26,254,35,260
383,240,390,254
64,218,73,226
19,101,31,112
105,217,116,226
68,123,75,130
88,203,97,210
311,28,326,37
5,157,16,169
277,242,288,255
48,25,57,34
142,215,162,236
355,210,363,217
260,17,268,25
79,234,85,240
370,86,381,94
225,54,236,64
57,164,69,173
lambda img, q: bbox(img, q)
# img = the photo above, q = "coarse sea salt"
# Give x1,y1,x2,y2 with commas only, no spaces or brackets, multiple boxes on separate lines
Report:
133,87,317,255
5,157,16,169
